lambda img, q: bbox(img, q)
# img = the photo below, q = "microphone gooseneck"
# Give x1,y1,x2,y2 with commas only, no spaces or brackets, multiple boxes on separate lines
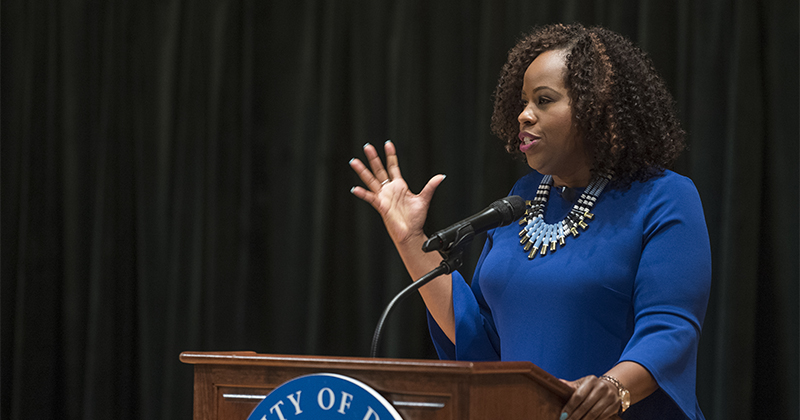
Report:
370,195,526,358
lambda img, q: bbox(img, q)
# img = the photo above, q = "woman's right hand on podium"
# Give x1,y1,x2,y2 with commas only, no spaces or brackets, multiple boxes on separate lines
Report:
349,141,446,251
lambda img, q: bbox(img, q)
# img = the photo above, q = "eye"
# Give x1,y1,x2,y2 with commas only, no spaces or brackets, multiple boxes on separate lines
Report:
537,96,552,105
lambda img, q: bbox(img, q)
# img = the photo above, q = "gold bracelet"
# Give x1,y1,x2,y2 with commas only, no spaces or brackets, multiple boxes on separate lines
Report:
600,375,631,413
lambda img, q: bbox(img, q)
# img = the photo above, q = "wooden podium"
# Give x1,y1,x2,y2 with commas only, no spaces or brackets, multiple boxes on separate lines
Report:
179,351,616,420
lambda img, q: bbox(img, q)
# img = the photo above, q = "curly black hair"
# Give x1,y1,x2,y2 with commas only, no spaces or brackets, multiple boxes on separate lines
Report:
491,23,685,188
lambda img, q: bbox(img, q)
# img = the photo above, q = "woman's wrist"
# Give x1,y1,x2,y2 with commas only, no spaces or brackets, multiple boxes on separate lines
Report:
600,375,631,413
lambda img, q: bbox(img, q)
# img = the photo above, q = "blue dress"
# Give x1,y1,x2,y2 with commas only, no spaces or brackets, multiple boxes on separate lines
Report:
427,170,711,420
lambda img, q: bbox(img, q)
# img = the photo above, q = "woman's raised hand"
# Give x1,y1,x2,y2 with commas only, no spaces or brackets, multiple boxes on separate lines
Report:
350,141,456,341
349,141,446,248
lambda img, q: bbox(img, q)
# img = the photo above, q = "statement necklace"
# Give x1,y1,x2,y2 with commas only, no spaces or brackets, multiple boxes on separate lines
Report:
518,173,611,259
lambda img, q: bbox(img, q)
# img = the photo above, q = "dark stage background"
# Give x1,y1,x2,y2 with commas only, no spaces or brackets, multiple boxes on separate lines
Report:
2,1,798,419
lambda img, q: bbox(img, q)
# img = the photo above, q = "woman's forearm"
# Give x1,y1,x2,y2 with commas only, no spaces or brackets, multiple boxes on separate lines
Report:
393,232,456,343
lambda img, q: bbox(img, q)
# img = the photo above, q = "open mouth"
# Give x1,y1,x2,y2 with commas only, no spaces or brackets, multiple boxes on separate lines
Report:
518,133,539,153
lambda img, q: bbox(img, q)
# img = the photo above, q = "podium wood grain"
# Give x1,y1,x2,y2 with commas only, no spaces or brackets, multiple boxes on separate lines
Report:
180,351,620,420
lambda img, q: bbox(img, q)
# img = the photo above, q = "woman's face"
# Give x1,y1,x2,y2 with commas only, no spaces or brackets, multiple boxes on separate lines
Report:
517,50,591,188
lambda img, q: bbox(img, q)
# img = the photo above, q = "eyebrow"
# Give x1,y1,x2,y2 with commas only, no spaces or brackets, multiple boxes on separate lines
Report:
521,86,560,98
532,86,557,94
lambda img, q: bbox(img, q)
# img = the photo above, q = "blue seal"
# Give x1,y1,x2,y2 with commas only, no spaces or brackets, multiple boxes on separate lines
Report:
247,373,403,420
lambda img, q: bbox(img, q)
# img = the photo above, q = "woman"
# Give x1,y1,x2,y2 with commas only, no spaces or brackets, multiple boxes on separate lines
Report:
349,24,711,420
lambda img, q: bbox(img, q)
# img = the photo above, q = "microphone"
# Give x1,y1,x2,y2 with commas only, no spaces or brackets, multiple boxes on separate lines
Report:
422,195,526,253
370,195,526,357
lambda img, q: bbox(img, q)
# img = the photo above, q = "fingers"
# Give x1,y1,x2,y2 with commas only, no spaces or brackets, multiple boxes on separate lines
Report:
349,140,445,211
350,141,400,191
348,141,404,212
418,174,447,203
383,140,403,181
364,142,391,185
349,156,382,193
349,185,375,206
561,376,620,420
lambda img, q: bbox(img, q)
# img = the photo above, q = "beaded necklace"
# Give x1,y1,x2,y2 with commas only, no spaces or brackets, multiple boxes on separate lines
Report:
518,173,611,259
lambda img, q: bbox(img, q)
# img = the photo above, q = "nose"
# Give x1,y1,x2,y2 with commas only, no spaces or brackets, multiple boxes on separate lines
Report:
517,103,536,127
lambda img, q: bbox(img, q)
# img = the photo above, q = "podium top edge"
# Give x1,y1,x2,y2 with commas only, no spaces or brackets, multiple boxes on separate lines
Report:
179,351,520,370
179,351,571,397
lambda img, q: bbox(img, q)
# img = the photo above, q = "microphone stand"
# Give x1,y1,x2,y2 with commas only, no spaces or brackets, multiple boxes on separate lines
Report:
369,231,472,358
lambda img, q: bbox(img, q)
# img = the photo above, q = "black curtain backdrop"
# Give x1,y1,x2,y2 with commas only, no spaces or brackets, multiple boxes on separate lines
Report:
2,1,797,419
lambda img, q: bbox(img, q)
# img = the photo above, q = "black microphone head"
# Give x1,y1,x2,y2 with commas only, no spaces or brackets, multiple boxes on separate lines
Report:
492,195,526,226
422,195,526,253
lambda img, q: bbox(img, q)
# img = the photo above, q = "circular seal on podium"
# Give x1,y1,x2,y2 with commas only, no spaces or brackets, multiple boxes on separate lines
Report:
247,373,403,420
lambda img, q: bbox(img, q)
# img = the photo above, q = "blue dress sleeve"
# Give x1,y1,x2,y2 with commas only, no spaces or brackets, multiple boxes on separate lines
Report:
427,230,502,361
618,175,712,420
